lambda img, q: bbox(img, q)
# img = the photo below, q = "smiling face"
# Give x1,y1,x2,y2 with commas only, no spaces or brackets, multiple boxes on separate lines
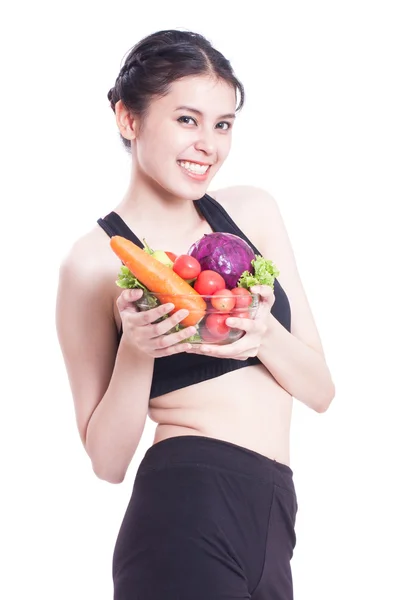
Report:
120,75,237,199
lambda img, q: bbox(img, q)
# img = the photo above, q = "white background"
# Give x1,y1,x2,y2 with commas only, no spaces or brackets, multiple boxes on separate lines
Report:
1,1,399,598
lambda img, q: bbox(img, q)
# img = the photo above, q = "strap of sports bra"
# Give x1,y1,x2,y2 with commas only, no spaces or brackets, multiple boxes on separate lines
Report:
195,194,262,256
97,212,144,248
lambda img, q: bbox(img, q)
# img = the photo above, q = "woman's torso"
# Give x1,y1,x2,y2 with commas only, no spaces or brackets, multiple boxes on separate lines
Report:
97,191,293,465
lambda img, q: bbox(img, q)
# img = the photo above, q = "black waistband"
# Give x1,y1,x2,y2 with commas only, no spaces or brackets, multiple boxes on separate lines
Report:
138,435,294,490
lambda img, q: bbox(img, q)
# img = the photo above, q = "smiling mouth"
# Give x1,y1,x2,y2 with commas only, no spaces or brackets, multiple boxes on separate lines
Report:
177,160,211,175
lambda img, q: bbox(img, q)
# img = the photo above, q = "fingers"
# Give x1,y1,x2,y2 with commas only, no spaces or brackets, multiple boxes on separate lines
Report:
137,302,176,326
117,289,174,325
148,309,194,339
184,287,274,361
251,285,275,308
225,315,258,334
187,342,258,360
151,326,196,357
118,294,197,357
116,288,143,312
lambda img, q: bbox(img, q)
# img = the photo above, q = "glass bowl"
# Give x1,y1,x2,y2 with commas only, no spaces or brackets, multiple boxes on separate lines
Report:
134,291,260,345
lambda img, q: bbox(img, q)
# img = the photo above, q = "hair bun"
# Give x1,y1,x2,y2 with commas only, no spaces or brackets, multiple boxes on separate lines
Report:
119,59,136,79
107,88,116,111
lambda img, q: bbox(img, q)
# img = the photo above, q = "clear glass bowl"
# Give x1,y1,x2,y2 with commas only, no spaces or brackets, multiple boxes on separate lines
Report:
134,291,260,345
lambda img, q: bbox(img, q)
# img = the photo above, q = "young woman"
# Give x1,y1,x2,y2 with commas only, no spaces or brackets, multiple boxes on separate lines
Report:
56,29,335,600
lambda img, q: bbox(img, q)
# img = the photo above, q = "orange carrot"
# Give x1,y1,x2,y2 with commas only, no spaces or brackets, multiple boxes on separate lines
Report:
110,235,206,327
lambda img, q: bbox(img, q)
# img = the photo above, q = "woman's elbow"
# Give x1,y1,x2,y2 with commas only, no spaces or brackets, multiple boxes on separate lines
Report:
92,462,126,484
315,380,336,413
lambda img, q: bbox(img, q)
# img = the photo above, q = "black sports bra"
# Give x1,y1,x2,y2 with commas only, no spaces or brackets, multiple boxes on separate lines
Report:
97,194,291,399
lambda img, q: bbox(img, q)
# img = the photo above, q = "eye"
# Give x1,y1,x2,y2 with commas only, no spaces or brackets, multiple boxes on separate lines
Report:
215,121,232,131
177,116,197,126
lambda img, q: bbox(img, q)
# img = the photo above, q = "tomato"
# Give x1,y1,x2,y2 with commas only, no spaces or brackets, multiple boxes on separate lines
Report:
233,310,250,319
210,289,235,312
194,270,226,295
199,327,217,342
165,251,177,263
173,255,201,280
205,313,230,340
231,287,253,308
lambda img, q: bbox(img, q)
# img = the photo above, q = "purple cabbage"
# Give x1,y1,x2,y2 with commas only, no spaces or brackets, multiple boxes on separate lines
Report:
187,232,255,289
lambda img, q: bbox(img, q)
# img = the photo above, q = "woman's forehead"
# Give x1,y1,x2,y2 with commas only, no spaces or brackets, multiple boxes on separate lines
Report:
154,75,237,112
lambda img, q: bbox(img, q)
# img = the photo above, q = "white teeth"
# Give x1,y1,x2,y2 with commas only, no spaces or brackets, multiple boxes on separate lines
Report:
178,161,209,175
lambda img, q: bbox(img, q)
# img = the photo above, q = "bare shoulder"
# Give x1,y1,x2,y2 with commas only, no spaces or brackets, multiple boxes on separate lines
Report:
56,223,124,361
210,185,283,254
210,184,274,213
59,225,120,283
211,184,273,206
58,224,123,309
211,185,277,222
211,185,327,357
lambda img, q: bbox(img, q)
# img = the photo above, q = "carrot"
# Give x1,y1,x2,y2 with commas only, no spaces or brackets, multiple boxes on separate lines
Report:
110,235,206,327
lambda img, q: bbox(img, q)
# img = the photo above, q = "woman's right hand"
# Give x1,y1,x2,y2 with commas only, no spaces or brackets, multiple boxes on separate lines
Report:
116,289,196,357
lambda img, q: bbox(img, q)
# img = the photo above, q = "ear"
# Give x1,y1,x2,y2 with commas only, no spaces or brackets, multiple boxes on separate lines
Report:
115,100,137,141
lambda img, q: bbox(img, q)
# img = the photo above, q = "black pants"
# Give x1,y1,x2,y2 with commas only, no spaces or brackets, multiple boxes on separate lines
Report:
113,435,298,599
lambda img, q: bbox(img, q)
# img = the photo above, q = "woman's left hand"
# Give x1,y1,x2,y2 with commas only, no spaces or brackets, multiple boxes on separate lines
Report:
186,285,275,360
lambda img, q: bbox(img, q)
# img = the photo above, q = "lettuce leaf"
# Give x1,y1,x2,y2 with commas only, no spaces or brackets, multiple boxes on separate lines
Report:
116,265,146,290
184,331,202,343
115,266,158,308
237,255,280,290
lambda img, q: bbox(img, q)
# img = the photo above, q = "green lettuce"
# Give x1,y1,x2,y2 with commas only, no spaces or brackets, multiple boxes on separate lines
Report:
237,255,280,290
115,265,158,308
116,265,146,290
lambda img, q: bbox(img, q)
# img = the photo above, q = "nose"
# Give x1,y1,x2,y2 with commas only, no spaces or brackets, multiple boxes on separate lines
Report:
193,129,217,157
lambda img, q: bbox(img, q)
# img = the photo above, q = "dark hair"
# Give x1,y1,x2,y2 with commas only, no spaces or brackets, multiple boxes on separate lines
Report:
108,29,245,152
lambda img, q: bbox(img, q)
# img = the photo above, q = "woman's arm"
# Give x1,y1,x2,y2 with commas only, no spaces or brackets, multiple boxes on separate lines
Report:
56,242,153,484
85,336,153,483
251,186,335,411
209,186,336,411
257,314,335,412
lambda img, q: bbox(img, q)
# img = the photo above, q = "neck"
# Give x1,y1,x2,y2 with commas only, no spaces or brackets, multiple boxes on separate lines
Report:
116,162,204,228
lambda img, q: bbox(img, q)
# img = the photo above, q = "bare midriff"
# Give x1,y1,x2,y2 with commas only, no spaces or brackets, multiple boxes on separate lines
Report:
148,363,293,466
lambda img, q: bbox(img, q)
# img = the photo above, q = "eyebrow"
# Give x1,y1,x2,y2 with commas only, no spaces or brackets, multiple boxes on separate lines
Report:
174,106,236,120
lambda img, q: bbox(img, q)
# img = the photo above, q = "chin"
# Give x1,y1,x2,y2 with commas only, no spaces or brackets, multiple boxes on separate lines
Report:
150,164,219,200
163,179,210,201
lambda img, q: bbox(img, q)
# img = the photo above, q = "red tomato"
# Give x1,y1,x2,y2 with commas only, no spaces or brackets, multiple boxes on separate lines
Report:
210,289,235,312
231,287,253,308
199,327,217,342
194,270,226,295
205,313,230,340
173,255,201,280
165,251,177,263
233,310,250,319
